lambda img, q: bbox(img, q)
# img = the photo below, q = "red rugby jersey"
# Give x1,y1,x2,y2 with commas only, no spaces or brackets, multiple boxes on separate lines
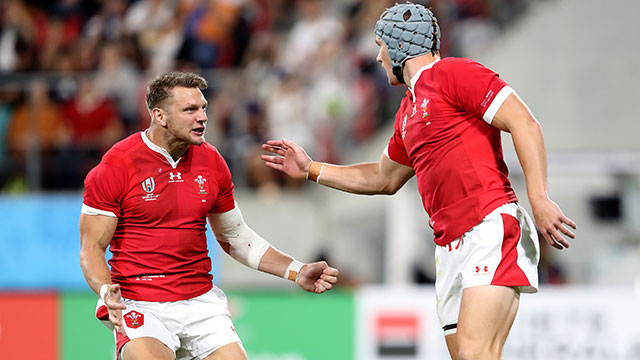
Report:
386,57,518,246
82,132,235,301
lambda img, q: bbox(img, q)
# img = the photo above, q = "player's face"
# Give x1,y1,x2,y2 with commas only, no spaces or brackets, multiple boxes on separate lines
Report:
376,36,402,86
165,87,208,146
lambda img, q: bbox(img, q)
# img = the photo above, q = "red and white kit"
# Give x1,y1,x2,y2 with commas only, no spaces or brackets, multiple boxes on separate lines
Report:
83,131,235,302
386,57,519,246
82,131,240,357
385,58,539,331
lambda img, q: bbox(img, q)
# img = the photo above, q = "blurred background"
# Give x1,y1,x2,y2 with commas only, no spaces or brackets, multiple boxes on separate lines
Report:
0,0,639,359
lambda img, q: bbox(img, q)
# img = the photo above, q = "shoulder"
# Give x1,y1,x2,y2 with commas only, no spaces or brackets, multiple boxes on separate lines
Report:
192,142,229,169
96,132,145,170
192,142,224,160
434,57,494,78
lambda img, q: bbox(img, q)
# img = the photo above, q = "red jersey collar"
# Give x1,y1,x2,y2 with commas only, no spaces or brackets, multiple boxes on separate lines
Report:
141,130,183,169
408,59,439,102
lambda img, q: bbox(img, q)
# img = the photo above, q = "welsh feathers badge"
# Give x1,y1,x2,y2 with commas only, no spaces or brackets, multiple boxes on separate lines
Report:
421,98,430,119
193,174,209,195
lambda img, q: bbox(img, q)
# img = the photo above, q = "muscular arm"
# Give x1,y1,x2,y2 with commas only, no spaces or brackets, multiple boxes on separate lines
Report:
79,213,127,333
261,139,415,195
79,213,117,295
492,93,576,249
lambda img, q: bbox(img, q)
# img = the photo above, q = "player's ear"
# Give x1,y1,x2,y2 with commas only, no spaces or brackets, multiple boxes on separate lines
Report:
151,108,167,127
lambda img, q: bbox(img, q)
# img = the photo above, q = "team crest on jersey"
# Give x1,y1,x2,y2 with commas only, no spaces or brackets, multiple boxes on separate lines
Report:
421,98,430,119
401,114,408,139
141,177,160,201
124,310,144,329
193,174,209,195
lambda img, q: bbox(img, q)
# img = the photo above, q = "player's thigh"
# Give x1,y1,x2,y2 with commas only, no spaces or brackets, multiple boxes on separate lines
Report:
202,342,247,360
457,285,520,353
122,336,175,360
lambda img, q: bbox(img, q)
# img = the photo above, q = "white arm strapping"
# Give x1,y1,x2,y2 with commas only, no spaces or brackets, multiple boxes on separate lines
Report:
208,205,271,270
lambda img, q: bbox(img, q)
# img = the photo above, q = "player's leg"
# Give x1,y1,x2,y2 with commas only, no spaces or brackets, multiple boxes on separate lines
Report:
181,287,245,360
122,337,175,360
202,342,248,360
444,333,459,360
455,285,519,360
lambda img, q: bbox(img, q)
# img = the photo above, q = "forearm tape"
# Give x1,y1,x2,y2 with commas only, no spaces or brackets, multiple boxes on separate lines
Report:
210,206,270,269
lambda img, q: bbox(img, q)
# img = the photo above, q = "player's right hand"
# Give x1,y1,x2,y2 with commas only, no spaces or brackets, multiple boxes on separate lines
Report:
261,138,312,180
104,283,128,335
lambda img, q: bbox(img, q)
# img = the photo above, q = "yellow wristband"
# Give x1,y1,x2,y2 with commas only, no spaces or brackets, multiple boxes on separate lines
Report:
307,162,325,183
284,260,304,282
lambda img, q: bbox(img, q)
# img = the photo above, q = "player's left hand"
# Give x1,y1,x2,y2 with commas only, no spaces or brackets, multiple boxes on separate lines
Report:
531,197,576,250
297,261,339,294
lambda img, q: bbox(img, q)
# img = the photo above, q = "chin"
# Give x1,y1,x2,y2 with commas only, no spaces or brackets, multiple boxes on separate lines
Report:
189,136,205,146
388,77,402,86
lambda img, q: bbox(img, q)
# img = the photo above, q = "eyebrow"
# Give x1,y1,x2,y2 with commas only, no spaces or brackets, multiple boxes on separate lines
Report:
182,102,208,110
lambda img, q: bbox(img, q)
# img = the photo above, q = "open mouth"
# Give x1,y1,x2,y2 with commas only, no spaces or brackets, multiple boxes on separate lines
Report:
192,127,205,136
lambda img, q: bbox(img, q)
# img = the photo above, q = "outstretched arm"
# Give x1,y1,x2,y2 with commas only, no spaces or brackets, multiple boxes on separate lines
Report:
79,213,127,334
261,138,414,195
492,93,577,249
208,206,339,293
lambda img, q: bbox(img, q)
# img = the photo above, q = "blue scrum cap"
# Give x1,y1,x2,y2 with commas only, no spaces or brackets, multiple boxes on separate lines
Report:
375,2,440,83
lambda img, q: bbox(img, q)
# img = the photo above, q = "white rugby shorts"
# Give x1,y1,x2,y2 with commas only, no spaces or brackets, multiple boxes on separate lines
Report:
434,202,539,335
96,286,242,360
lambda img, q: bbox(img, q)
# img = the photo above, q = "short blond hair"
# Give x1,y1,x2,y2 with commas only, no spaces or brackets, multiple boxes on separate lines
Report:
145,72,208,112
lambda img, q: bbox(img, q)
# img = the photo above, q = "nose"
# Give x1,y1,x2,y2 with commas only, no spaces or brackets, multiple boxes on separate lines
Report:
198,108,207,123
376,50,382,64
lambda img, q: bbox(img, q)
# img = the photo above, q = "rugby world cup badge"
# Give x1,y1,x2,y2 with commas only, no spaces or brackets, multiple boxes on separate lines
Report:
141,177,160,201
193,174,209,195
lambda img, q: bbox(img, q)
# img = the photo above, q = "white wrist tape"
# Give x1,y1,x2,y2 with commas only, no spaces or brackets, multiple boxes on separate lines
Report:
284,260,304,282
99,284,110,303
209,205,271,269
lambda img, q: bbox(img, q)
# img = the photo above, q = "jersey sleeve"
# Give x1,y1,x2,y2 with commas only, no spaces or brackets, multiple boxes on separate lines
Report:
82,153,126,218
439,58,513,124
385,101,412,167
210,148,236,214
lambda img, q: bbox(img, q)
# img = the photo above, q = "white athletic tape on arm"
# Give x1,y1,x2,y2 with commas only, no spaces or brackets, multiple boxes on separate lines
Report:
209,205,271,269
284,260,304,282
99,284,110,303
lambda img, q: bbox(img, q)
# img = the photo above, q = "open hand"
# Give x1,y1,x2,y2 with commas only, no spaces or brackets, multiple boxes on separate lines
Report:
531,197,576,250
261,139,312,180
104,283,128,335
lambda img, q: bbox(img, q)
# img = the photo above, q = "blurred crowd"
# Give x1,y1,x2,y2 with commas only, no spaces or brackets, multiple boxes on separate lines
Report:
0,0,532,192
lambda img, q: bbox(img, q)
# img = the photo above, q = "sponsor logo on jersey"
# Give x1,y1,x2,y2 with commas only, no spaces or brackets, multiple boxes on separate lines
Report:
194,174,209,195
124,310,144,328
474,265,491,275
168,171,183,183
141,177,160,201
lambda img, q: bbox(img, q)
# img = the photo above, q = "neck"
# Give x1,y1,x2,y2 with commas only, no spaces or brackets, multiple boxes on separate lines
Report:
147,126,188,161
403,52,440,88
